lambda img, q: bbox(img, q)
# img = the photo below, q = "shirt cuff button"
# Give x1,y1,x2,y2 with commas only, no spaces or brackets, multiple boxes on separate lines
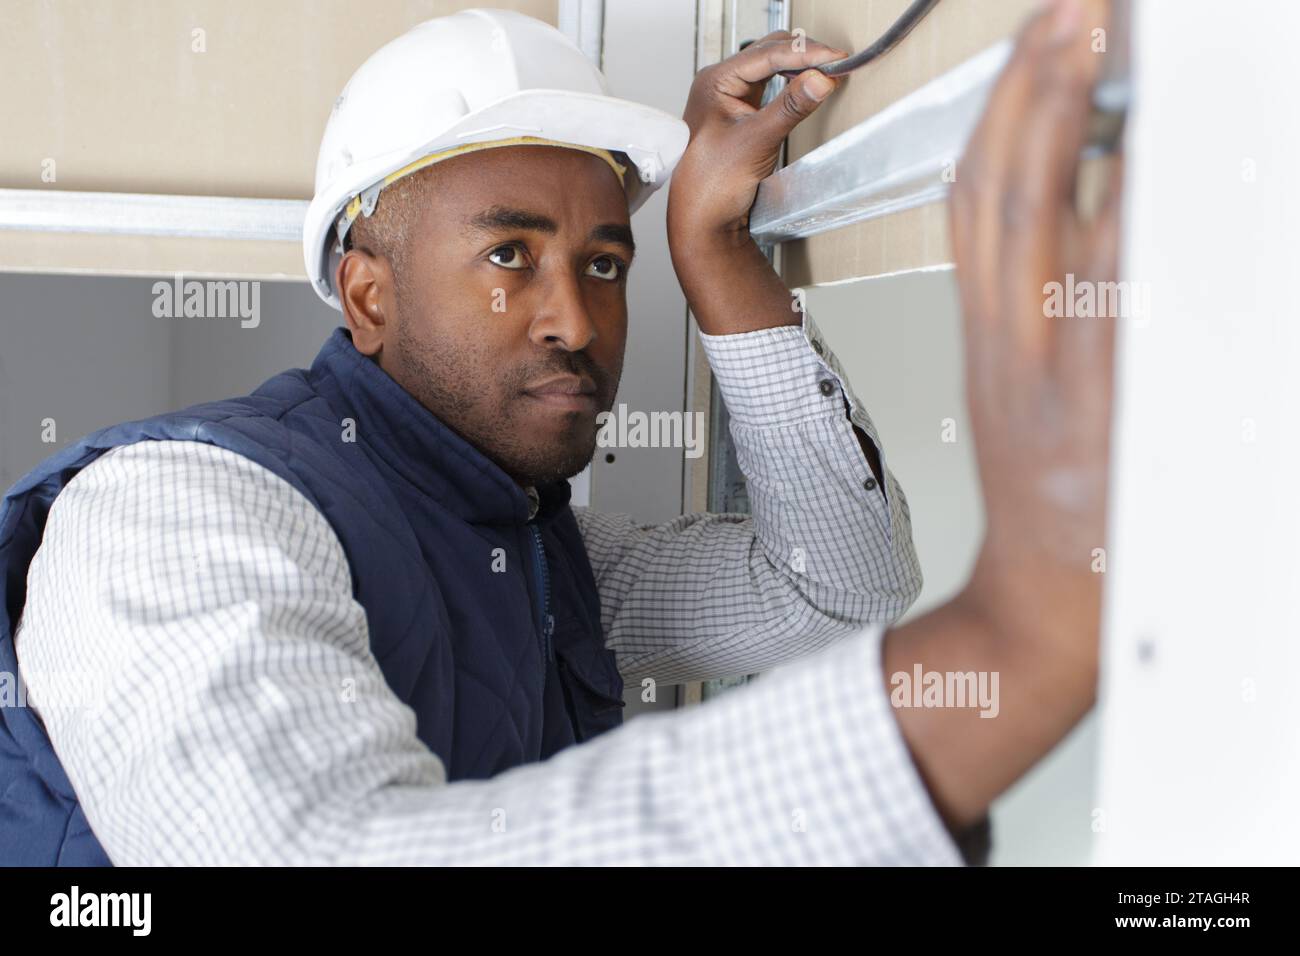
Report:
863,477,878,491
817,378,836,396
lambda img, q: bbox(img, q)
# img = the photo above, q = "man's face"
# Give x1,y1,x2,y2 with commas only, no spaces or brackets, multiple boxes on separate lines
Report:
341,145,633,487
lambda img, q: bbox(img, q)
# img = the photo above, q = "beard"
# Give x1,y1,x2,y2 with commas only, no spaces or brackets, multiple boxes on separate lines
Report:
390,316,619,487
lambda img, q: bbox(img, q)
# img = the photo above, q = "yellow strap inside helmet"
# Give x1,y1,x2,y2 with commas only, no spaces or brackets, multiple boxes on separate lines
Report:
336,137,628,248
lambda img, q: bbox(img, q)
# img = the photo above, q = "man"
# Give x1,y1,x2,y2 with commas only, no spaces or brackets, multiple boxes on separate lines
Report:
0,0,1114,865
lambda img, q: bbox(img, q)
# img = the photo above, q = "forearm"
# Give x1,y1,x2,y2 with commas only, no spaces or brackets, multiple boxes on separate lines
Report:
581,506,914,685
336,628,963,866
670,228,885,484
668,227,799,336
884,552,1101,833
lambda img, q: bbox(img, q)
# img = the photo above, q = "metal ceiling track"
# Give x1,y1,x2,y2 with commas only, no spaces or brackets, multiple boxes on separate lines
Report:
0,188,307,241
748,15,1130,245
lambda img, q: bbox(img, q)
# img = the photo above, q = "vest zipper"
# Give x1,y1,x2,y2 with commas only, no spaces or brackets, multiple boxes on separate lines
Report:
528,523,555,670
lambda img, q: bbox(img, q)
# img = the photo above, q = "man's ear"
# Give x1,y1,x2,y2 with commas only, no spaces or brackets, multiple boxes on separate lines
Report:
337,249,395,357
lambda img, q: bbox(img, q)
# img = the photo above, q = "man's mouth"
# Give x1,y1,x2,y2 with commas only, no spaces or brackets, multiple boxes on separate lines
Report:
521,374,598,413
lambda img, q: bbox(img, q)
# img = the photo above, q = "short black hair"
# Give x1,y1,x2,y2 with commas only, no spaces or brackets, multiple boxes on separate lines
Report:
344,163,442,306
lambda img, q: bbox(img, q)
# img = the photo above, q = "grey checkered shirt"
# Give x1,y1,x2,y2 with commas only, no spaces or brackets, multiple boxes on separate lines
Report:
13,312,963,865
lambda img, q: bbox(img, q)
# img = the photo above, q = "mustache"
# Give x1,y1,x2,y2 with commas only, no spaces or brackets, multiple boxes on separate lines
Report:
510,352,616,397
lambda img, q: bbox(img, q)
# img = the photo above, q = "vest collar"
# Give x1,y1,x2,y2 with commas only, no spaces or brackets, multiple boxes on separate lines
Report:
309,326,570,526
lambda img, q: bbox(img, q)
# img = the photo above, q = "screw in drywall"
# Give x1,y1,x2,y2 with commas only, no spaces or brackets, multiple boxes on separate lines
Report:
1136,638,1156,665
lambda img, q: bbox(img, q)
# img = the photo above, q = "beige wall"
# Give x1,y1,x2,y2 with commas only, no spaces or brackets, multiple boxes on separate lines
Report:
782,0,1038,287
0,0,557,278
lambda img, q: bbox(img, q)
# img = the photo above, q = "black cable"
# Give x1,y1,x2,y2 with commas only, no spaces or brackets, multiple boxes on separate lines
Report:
775,0,942,79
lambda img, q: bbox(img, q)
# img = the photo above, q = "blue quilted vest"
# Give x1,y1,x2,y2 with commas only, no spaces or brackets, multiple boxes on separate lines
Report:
0,326,625,865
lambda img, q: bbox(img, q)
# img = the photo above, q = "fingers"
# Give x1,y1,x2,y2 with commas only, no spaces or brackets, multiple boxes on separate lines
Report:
741,68,840,155
1084,150,1124,283
1056,153,1124,400
1014,1,1106,214
712,30,848,101
1003,0,1112,403
1000,0,1108,294
952,2,1067,404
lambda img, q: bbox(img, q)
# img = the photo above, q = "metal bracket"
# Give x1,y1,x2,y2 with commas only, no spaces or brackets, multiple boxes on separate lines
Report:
358,180,383,218
0,188,306,241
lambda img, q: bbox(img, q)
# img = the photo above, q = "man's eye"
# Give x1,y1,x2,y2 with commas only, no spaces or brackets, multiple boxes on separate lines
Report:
488,244,528,269
586,255,624,281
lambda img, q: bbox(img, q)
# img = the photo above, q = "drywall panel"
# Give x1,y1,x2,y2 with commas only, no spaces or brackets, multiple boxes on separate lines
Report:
1,0,557,197
782,0,1038,287
0,273,173,489
1093,0,1300,864
0,0,556,276
589,0,696,528
0,232,304,282
167,282,341,409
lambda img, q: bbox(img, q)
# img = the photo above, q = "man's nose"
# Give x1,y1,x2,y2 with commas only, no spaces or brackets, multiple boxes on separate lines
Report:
527,270,598,352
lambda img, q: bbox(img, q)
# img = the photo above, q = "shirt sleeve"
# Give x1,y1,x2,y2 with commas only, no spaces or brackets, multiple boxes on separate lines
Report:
577,308,923,686
13,439,960,866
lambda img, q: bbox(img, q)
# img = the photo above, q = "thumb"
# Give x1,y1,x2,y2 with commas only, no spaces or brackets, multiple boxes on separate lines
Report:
1085,154,1125,281
748,69,838,151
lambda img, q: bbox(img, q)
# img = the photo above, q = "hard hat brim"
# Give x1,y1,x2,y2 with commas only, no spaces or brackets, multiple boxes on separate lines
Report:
304,89,690,309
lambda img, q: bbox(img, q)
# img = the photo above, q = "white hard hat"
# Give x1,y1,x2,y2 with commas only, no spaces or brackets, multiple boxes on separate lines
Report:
304,7,691,309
